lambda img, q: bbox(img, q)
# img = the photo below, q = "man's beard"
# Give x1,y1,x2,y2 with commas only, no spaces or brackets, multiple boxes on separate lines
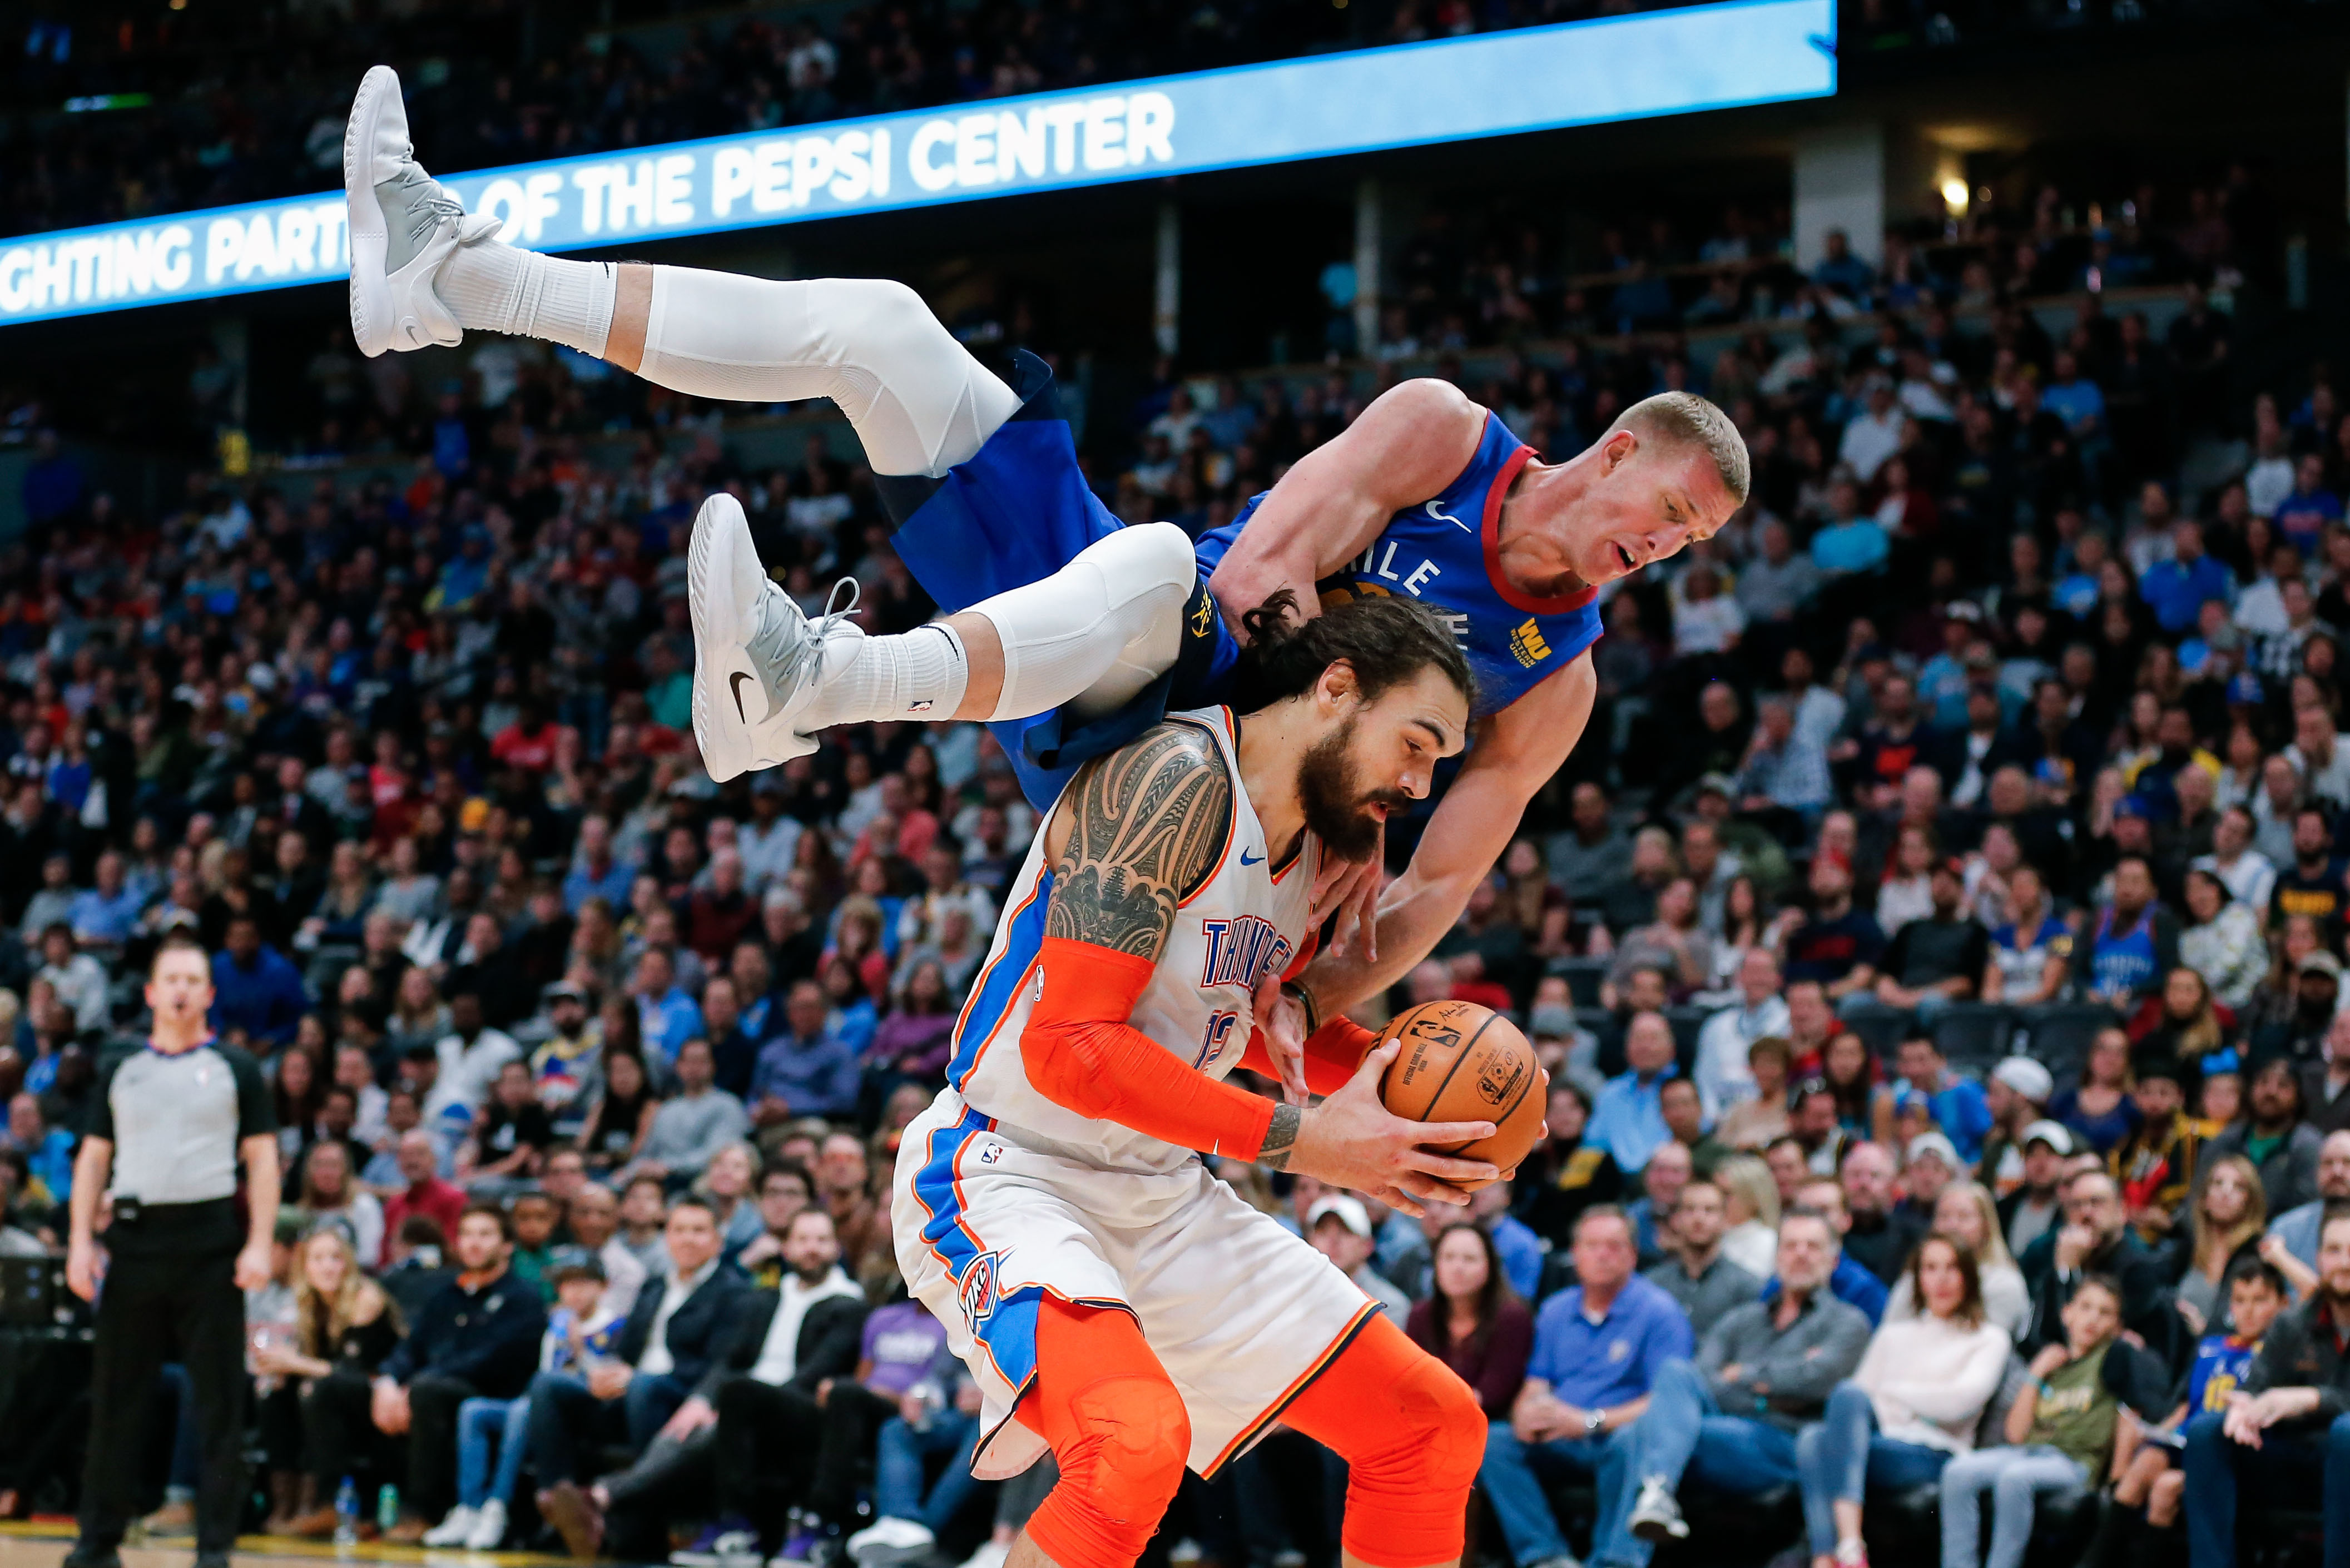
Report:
1297,719,1407,861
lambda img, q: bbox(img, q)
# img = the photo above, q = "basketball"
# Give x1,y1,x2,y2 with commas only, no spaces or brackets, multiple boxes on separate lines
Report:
1375,1000,1544,1189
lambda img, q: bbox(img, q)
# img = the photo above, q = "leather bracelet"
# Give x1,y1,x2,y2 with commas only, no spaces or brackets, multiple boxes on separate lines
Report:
1281,979,1321,1036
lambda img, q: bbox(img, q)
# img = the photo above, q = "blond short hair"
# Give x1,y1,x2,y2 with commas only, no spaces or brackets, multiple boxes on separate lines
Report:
1714,1154,1780,1228
1610,391,1751,507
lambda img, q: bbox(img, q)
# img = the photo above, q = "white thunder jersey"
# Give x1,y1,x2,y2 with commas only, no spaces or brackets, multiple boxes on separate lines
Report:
946,704,1318,1173
894,705,1382,1482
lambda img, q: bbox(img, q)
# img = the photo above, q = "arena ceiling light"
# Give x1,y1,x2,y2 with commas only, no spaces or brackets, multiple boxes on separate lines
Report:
0,0,1833,328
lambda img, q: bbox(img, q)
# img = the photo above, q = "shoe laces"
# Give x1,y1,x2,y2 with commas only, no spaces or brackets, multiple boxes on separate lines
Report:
751,575,859,699
386,162,464,247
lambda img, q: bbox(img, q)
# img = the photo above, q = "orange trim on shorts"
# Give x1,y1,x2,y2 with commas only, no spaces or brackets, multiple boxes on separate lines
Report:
905,1108,998,1284
905,1117,1138,1450
905,1113,1027,1391
1199,1299,1382,1477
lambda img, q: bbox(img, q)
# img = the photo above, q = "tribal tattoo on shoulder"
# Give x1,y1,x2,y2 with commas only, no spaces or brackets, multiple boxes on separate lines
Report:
1045,722,1235,961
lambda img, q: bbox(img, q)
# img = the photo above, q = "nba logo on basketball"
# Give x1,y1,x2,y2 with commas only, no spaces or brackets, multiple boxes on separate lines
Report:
1476,1054,1526,1106
960,1252,1001,1326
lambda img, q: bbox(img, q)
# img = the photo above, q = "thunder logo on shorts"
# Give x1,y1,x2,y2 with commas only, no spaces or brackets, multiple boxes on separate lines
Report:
913,1106,1047,1390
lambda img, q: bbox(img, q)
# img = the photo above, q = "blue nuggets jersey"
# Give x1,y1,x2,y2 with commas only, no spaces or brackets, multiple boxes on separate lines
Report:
2188,1334,2259,1413
889,354,1603,811
1197,409,1603,718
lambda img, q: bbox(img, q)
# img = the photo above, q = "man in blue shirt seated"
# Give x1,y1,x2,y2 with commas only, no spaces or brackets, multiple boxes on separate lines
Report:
2141,517,2234,636
66,851,144,953
631,948,705,1066
1889,1034,1994,1167
208,912,309,1049
1480,1207,1694,1568
747,982,861,1123
1589,1013,1678,1177
1809,503,1889,579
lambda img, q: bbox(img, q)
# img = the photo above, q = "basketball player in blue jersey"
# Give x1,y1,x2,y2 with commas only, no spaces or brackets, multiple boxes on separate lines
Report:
343,66,1749,1072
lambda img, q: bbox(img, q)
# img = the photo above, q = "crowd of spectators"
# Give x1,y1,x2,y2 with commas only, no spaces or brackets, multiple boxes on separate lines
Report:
5,161,2350,1568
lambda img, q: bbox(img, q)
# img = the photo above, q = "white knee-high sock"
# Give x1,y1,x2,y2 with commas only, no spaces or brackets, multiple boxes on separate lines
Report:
438,239,616,357
798,623,971,728
974,522,1197,723
636,270,1020,477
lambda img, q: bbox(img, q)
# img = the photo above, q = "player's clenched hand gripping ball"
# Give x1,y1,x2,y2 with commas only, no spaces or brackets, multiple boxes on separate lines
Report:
1377,1000,1545,1190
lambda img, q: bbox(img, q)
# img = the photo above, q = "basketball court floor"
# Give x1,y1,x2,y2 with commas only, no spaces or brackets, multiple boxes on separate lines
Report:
0,1521,579,1568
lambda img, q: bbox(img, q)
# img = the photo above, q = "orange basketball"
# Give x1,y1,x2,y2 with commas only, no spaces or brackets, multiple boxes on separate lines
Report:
1375,999,1544,1190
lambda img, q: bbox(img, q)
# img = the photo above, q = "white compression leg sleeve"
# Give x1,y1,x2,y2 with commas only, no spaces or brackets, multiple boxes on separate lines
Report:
797,523,1196,728
438,251,1017,477
971,521,1198,723
637,271,1020,477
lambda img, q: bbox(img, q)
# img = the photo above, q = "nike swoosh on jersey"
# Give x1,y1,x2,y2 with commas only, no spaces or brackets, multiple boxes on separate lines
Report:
729,669,753,723
1239,849,1264,866
1426,499,1472,533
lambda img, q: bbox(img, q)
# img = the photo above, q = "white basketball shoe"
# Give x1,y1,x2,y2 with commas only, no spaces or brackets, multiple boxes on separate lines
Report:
344,63,498,356
687,493,867,782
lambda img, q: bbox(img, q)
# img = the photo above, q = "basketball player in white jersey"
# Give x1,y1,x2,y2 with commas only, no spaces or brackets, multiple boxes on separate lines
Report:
339,66,1748,1093
886,592,1497,1568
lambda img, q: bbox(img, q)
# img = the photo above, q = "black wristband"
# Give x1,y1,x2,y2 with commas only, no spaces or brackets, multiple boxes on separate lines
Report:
1281,979,1321,1036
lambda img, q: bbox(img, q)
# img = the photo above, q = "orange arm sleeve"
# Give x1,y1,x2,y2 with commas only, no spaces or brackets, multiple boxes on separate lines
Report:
1240,1015,1380,1096
1022,936,1277,1160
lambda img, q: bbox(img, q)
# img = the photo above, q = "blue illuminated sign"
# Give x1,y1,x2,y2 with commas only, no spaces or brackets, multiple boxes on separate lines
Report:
0,0,1832,325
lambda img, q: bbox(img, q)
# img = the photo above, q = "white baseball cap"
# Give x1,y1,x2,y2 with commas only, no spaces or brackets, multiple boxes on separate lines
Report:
1307,1195,1375,1240
1905,1132,1960,1170
1991,1057,2054,1103
2022,1120,2075,1155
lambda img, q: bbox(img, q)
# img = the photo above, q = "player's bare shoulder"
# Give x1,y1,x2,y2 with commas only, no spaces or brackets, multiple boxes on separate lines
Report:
1297,376,1475,512
1367,375,1483,424
1044,721,1236,960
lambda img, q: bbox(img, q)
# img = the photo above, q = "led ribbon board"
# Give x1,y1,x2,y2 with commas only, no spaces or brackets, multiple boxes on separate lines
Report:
0,0,1833,326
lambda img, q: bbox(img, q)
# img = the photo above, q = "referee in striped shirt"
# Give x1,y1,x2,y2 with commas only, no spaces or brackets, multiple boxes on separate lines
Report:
63,932,280,1568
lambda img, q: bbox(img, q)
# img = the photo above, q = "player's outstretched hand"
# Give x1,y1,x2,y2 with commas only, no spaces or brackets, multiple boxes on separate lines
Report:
1289,1038,1496,1216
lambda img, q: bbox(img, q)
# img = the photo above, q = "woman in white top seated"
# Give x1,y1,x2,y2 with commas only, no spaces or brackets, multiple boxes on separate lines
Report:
1882,1181,2029,1338
1794,1234,2014,1568
1713,1154,1782,1280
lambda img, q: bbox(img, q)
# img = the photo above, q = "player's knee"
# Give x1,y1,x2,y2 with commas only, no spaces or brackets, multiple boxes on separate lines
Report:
1063,1372,1190,1521
1395,1354,1485,1493
1092,520,1199,600
814,277,952,364
826,275,928,326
